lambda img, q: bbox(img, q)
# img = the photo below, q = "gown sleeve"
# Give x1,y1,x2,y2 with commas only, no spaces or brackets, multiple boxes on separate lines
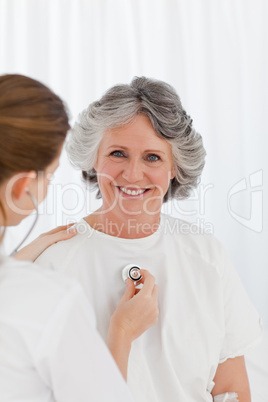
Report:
218,246,263,363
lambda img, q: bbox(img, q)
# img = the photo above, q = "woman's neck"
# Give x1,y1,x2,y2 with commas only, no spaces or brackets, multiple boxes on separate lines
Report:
84,209,161,239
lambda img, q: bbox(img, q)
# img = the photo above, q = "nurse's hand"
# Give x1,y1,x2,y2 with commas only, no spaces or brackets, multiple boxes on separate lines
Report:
13,224,77,262
107,270,159,380
112,269,159,340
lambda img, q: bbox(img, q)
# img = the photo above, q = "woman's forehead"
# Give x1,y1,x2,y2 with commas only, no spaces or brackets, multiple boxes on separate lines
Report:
101,115,170,150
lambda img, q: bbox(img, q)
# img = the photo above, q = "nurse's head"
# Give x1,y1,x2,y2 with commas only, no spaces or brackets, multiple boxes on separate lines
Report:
0,74,70,229
67,76,206,205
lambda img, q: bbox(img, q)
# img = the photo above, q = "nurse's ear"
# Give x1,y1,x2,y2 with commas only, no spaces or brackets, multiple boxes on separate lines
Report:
11,171,37,200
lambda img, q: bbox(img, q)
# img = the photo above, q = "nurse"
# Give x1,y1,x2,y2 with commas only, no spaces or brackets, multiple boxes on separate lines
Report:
0,74,158,401
36,76,262,402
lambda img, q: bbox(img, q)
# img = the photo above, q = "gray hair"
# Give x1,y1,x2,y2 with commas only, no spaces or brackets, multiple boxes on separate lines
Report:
67,76,206,201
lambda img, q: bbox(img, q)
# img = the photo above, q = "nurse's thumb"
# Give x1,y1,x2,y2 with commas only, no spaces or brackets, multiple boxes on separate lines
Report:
121,278,135,301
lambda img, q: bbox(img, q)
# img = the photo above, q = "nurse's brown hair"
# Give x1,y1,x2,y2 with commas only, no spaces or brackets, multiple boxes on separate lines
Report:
0,74,70,238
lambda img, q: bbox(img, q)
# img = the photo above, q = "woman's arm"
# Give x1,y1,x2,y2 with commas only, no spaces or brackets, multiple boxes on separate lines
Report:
13,224,77,261
212,356,251,401
107,269,159,380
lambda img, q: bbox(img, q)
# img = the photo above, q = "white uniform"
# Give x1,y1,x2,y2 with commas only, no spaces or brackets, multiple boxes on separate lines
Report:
36,214,262,402
0,256,134,402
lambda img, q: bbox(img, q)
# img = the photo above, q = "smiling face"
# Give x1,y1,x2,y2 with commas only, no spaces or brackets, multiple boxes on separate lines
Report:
94,114,175,223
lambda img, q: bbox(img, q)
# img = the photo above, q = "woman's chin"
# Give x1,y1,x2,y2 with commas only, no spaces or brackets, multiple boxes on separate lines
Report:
116,201,162,218
118,205,145,217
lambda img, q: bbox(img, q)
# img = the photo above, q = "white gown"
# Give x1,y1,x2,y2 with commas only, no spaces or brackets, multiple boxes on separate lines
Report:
36,213,262,402
0,256,134,402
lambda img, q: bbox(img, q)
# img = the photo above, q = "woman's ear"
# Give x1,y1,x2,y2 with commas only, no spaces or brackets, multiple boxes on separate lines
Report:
170,166,176,180
93,160,99,172
12,171,37,200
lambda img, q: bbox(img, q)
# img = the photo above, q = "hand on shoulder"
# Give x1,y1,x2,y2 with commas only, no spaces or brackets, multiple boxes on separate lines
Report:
14,224,77,262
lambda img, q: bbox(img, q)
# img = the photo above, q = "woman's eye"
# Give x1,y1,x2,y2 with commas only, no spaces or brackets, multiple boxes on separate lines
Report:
147,154,160,162
111,150,124,157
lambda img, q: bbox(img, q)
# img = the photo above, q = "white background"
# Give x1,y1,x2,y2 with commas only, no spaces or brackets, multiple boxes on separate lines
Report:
1,0,267,328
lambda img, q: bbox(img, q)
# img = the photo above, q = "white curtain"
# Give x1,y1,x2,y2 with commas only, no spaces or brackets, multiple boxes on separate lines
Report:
0,0,267,328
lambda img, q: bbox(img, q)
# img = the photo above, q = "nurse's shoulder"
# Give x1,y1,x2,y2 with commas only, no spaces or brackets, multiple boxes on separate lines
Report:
0,255,93,328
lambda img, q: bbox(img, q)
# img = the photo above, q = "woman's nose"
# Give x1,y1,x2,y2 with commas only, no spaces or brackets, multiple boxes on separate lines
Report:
122,159,144,183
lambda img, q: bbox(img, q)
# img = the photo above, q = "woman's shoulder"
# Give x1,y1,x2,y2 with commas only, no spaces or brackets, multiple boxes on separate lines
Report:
160,213,226,268
161,213,217,240
36,219,90,267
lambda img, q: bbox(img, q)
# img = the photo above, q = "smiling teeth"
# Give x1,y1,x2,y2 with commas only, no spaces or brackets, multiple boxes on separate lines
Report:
120,187,146,196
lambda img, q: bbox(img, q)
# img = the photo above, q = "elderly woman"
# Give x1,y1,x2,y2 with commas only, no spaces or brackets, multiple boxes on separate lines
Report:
37,77,262,402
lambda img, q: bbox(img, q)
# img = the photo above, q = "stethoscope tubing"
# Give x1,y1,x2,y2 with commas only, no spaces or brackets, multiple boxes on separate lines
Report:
9,190,39,257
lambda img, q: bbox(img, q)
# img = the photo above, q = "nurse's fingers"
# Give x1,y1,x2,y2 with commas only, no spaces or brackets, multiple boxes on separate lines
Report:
39,223,76,237
152,283,159,300
120,278,136,302
137,269,156,294
44,226,77,246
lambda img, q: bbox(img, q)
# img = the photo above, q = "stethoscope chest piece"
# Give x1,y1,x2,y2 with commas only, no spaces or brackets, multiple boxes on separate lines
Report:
122,264,142,283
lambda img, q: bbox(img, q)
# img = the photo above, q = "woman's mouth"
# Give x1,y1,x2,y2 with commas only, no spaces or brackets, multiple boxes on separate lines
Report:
117,186,150,198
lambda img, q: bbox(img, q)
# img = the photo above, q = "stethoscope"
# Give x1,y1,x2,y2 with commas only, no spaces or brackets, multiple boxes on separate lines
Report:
122,264,142,284
9,189,39,257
